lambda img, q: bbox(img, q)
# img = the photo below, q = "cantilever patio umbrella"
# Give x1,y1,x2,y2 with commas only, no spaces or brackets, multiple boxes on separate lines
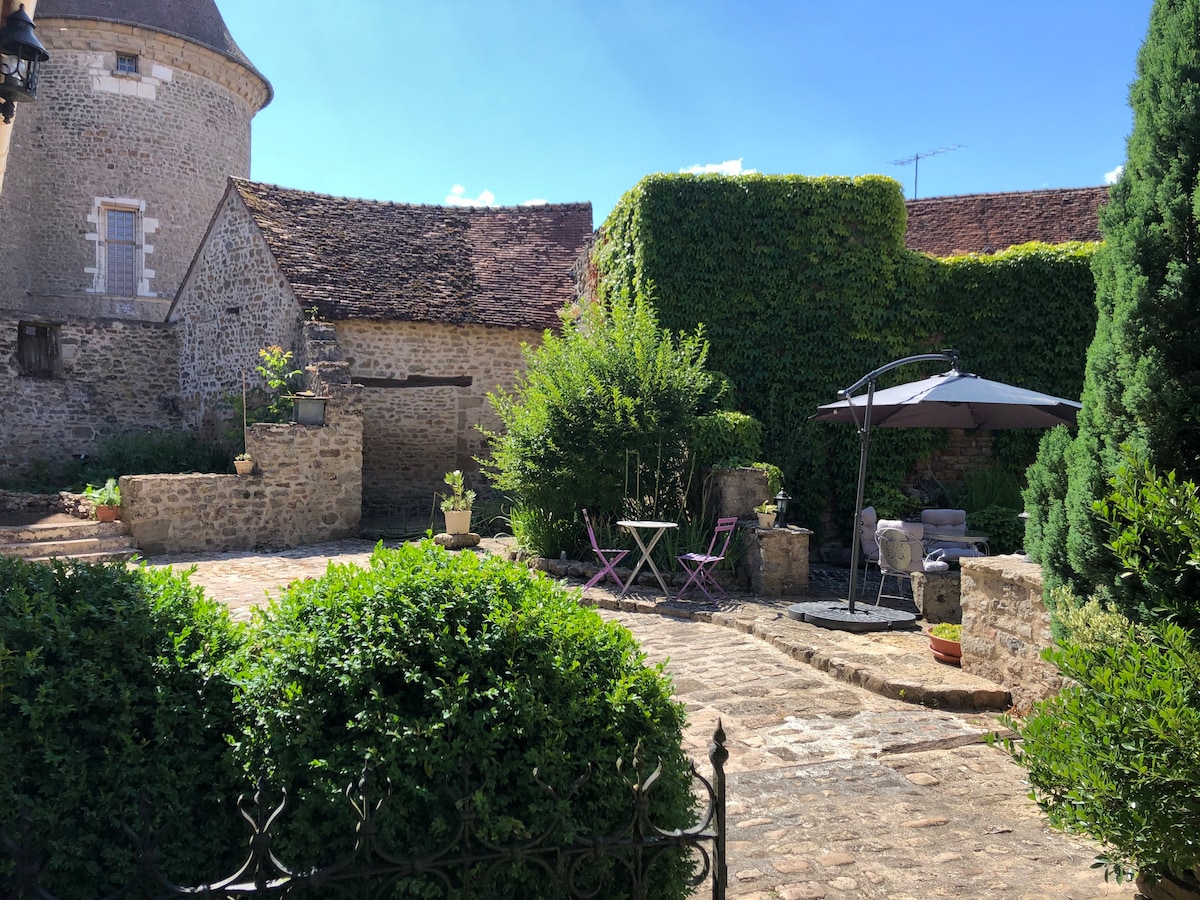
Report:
791,350,1081,631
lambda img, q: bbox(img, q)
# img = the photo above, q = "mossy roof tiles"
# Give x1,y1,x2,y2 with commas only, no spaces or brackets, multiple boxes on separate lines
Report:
232,179,593,331
904,186,1108,256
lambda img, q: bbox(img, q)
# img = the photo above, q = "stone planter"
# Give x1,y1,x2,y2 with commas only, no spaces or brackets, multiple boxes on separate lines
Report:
292,395,328,426
756,512,776,529
234,458,255,476
927,629,962,666
443,509,471,535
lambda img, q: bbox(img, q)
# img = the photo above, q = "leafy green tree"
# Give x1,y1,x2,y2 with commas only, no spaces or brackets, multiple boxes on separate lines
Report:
484,295,715,556
1035,0,1200,603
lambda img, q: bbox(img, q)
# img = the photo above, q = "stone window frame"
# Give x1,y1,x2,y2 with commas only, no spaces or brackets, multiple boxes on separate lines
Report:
85,197,158,297
17,322,61,379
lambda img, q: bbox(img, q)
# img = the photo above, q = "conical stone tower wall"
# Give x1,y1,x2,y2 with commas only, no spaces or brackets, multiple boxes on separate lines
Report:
0,0,271,320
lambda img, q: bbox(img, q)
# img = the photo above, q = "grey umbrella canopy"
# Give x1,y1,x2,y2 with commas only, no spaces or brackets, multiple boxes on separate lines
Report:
790,351,1081,632
812,369,1081,430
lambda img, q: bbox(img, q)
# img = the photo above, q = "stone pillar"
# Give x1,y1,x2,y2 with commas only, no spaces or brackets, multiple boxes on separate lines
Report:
742,525,811,596
911,570,961,624
960,555,1063,708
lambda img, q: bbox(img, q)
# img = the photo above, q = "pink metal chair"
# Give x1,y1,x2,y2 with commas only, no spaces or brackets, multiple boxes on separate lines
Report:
677,516,739,601
582,508,629,590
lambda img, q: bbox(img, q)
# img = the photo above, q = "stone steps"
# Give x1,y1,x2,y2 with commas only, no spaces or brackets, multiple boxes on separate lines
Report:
0,520,140,564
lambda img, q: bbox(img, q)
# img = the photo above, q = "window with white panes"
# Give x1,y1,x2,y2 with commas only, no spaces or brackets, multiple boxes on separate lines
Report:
105,208,138,296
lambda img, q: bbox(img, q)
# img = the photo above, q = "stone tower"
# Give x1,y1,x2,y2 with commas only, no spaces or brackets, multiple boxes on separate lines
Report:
0,0,271,321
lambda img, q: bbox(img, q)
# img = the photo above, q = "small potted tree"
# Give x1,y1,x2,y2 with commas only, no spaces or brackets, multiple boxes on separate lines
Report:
755,501,777,529
84,478,121,522
441,470,476,535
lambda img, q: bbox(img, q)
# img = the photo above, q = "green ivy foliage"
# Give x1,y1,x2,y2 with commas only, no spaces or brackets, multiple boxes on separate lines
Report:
594,173,1098,540
0,559,245,895
229,542,695,898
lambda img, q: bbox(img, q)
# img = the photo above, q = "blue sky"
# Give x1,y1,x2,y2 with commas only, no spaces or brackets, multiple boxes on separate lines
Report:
220,1,1154,227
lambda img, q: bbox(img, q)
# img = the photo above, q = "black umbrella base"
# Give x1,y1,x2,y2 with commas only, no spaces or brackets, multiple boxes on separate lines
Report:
787,600,917,632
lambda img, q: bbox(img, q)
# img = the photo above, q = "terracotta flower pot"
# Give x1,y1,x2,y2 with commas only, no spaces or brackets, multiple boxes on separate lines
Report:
928,630,962,666
95,505,119,523
234,458,255,475
757,512,776,528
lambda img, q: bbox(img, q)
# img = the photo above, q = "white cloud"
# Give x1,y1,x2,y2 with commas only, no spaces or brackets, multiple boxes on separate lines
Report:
1104,165,1124,185
679,158,756,176
520,198,549,206
445,184,497,207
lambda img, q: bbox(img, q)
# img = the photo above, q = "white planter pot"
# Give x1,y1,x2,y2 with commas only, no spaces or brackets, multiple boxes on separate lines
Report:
757,513,776,529
444,509,472,535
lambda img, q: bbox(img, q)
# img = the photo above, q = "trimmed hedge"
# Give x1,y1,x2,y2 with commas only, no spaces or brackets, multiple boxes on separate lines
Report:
229,541,696,898
0,559,244,895
595,173,1098,537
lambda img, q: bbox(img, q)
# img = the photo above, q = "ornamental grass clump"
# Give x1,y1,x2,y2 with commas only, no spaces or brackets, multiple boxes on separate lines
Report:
229,541,696,898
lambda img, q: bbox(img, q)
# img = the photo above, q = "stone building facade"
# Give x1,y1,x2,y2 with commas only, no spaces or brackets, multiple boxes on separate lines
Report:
0,0,271,481
173,179,593,519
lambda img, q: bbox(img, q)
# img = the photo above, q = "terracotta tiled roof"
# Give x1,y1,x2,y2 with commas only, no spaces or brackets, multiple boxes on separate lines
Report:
232,179,594,331
36,0,271,105
904,186,1109,256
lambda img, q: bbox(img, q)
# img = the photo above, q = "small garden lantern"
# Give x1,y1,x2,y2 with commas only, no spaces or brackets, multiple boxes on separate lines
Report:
773,490,791,528
0,4,48,124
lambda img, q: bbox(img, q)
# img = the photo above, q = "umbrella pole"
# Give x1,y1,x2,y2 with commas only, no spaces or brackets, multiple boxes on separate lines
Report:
845,380,875,613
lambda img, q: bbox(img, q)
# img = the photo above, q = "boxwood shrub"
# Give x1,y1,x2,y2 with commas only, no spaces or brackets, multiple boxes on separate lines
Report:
0,558,245,896
229,541,695,898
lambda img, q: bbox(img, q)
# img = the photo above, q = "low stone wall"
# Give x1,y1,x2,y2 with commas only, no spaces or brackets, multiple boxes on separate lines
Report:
960,555,1063,710
710,467,770,520
123,389,363,554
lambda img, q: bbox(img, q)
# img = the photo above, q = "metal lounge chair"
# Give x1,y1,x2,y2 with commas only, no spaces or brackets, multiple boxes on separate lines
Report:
875,521,949,607
677,516,738,601
582,508,629,590
919,508,987,560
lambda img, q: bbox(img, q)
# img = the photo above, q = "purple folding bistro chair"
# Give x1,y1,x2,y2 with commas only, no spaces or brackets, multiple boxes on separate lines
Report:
676,516,738,601
582,509,630,590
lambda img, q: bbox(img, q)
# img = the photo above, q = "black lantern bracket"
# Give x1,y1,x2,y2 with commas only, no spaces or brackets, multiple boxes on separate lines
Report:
0,4,49,124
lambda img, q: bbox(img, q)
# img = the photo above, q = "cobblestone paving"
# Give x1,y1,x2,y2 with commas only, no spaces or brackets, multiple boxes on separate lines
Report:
142,541,1136,899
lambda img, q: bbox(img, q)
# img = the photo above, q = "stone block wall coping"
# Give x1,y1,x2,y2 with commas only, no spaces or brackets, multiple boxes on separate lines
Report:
960,554,1044,591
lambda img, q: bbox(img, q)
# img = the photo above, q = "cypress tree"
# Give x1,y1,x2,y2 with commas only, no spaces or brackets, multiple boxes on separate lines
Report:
1046,0,1200,602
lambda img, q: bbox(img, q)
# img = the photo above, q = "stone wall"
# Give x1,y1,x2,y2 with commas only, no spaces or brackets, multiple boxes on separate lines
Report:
335,319,535,519
0,21,267,312
741,525,811,595
123,389,362,554
169,190,302,434
0,314,182,482
920,430,997,487
960,555,1063,709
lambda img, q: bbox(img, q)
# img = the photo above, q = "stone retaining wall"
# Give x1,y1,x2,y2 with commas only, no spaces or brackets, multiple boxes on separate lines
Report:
960,555,1063,709
123,390,362,554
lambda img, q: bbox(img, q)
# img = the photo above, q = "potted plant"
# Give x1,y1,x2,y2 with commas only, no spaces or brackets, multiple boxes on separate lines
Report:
927,622,962,666
440,469,476,535
234,452,255,476
84,477,121,522
755,501,777,529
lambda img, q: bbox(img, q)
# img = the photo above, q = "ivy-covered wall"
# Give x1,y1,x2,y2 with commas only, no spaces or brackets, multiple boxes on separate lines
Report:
594,173,1099,536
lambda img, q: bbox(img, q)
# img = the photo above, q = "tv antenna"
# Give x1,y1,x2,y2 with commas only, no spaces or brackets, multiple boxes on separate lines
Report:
889,145,963,198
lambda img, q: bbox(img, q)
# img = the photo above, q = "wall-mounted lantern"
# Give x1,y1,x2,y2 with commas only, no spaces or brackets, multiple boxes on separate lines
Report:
0,4,49,124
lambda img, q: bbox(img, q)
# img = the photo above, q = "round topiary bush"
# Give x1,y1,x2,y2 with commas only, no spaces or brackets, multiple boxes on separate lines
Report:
230,541,696,897
0,558,244,896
